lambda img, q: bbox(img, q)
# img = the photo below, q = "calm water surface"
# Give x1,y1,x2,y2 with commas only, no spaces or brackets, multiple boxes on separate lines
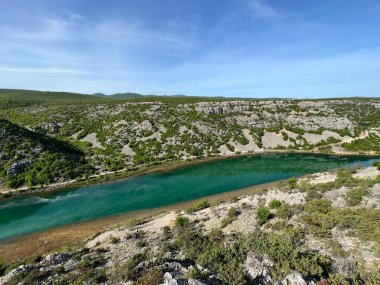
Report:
0,153,378,240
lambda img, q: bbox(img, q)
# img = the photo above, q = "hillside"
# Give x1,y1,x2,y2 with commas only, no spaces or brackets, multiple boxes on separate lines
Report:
0,89,380,192
1,165,379,284
0,120,90,188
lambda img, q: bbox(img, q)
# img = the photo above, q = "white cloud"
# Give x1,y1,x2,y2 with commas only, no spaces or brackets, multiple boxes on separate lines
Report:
247,0,278,19
0,66,91,75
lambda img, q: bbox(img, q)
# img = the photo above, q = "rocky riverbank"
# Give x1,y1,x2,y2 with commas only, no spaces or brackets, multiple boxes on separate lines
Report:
1,165,379,285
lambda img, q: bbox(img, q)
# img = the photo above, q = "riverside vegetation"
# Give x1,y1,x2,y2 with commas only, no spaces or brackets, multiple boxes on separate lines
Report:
0,165,379,285
0,89,379,193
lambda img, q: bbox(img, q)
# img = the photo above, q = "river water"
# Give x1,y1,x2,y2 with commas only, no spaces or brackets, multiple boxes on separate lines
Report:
0,153,377,241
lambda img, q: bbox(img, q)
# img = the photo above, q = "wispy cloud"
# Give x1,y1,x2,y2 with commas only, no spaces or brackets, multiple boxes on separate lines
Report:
0,66,91,75
247,0,278,19
0,1,379,97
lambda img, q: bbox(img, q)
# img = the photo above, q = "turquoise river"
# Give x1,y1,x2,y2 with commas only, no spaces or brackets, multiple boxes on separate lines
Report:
0,153,378,241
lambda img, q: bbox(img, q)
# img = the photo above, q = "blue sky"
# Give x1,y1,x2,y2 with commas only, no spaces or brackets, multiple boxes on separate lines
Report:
0,0,379,98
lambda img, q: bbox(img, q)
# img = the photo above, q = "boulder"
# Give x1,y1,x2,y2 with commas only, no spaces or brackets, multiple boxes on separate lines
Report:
244,253,273,280
160,272,187,285
280,272,313,285
45,253,72,265
188,279,207,285
6,160,32,176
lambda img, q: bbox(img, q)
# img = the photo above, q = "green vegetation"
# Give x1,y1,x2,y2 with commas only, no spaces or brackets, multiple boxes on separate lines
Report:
268,199,282,209
288,177,298,189
256,206,271,225
343,134,380,153
304,199,332,214
3,164,380,284
186,200,210,214
221,207,240,227
0,119,91,188
1,89,379,191
175,216,190,228
302,198,380,242
174,220,334,283
275,203,292,219
345,187,366,206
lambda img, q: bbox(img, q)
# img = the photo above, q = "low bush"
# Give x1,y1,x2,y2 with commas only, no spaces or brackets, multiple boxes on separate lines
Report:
135,268,162,285
256,206,271,225
0,259,5,276
345,187,366,206
247,230,331,281
186,200,210,214
276,204,292,219
124,251,149,280
269,199,282,209
288,177,298,189
221,207,240,228
302,206,380,242
304,199,332,214
110,236,120,244
175,216,190,228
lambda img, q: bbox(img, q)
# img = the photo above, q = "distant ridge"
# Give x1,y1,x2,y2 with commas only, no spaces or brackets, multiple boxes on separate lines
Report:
110,92,145,99
1,88,379,102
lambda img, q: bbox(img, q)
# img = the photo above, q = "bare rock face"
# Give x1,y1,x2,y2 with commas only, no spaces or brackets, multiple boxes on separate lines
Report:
140,120,153,130
244,253,273,280
279,272,313,285
188,279,207,285
160,272,186,285
44,253,72,265
6,160,32,176
0,264,35,284
33,122,62,134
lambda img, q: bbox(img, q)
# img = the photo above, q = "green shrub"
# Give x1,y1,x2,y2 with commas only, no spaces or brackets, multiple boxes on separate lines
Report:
4,262,21,275
221,207,240,227
276,204,292,219
135,268,162,285
175,216,190,228
302,207,380,242
248,230,331,281
298,180,312,192
186,200,210,214
304,199,332,214
231,196,239,203
256,206,271,225
226,143,235,152
124,251,148,280
269,199,282,209
187,266,208,280
288,177,297,189
110,236,120,244
327,273,350,285
162,226,172,239
345,187,365,206
0,259,5,276
217,261,246,285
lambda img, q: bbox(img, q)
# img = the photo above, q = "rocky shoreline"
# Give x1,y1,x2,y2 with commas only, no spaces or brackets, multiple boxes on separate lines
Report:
1,150,378,201
1,165,379,285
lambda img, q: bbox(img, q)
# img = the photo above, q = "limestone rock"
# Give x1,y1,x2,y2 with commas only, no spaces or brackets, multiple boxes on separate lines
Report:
244,253,273,280
6,160,32,176
279,272,313,285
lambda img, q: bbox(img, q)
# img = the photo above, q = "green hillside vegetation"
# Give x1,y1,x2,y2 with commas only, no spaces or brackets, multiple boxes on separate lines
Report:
1,166,379,284
1,89,379,191
0,120,91,188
